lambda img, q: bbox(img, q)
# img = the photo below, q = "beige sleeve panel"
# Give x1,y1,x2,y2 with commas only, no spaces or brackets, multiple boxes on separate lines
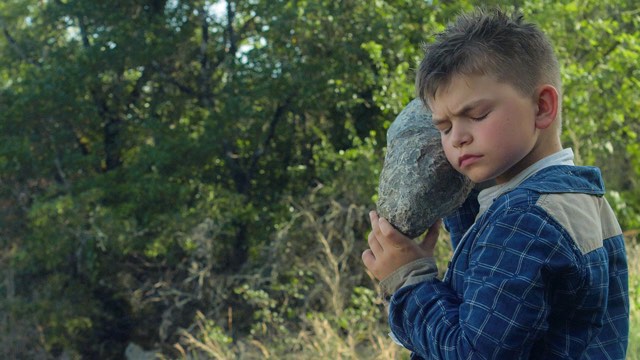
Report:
379,257,438,299
536,193,623,255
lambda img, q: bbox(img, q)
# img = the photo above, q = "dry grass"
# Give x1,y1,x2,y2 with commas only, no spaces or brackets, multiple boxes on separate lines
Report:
173,223,640,360
174,310,407,360
171,187,409,359
170,184,640,360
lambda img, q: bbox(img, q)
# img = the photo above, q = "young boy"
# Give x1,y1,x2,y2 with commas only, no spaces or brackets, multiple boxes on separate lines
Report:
362,8,629,359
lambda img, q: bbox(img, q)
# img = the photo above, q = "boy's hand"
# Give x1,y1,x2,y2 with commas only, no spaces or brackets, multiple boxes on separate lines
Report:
362,211,441,281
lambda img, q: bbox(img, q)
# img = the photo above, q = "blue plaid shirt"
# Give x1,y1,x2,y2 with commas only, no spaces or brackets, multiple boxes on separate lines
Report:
388,166,629,359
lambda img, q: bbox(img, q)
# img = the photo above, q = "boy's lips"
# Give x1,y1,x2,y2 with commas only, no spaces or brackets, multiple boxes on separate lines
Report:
458,154,483,168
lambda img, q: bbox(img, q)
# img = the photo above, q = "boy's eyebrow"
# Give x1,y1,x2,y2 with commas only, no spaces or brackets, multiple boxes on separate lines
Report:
431,98,490,124
431,117,448,126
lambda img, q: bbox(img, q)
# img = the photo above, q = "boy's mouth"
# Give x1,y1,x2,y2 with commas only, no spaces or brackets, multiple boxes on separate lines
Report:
458,154,482,168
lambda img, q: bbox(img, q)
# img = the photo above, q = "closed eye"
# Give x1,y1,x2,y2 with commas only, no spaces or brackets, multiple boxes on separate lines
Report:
432,118,451,135
471,112,489,121
435,123,451,135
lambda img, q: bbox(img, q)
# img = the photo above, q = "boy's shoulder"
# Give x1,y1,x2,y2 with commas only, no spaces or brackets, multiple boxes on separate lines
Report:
489,165,606,220
516,165,604,196
486,165,604,213
490,165,622,254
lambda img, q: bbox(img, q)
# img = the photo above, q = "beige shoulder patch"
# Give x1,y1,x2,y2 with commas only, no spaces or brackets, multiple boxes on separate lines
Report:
536,193,622,254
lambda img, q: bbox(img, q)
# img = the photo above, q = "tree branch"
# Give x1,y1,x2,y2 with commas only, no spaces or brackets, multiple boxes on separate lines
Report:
590,41,620,71
128,66,152,105
226,0,237,57
146,60,196,96
247,96,293,180
198,5,214,108
1,25,39,67
76,14,91,48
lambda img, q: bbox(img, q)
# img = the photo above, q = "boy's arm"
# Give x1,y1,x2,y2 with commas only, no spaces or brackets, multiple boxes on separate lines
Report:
379,189,481,298
388,208,572,359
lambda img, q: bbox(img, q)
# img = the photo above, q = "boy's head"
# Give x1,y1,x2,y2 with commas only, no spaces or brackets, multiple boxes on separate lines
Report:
417,8,564,184
416,8,562,122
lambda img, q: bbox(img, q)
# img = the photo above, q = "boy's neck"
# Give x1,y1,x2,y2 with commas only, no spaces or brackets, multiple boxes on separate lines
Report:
497,130,562,184
476,148,575,219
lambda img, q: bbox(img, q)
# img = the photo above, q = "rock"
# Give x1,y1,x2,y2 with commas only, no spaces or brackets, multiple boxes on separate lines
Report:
377,99,473,238
125,342,159,360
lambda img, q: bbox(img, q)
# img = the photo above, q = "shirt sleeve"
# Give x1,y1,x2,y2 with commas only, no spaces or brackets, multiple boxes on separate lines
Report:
388,207,578,359
379,257,439,300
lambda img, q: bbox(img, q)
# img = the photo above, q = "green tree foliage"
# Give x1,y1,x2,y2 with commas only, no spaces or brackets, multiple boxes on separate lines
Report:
526,0,640,229
0,0,638,358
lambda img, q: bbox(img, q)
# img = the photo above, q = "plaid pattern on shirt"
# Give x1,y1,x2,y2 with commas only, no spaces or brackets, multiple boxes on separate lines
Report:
388,166,629,359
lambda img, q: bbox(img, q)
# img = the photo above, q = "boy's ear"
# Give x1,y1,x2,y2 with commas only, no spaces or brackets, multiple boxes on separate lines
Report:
534,85,559,129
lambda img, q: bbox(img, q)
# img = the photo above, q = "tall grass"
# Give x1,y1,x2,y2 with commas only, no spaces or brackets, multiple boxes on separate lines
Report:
171,190,410,359
173,231,639,359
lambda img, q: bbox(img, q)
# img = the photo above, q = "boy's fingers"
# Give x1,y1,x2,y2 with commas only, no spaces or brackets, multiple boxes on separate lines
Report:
361,249,376,270
378,217,395,237
369,210,380,233
369,210,379,224
367,231,383,255
379,217,411,248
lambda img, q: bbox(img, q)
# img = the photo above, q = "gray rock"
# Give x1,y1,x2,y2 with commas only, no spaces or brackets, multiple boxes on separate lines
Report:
377,99,473,238
125,342,159,360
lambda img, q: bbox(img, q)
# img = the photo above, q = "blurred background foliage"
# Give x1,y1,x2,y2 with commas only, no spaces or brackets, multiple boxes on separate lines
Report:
0,0,638,358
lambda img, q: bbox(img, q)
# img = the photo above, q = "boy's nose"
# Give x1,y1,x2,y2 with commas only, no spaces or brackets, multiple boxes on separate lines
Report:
452,128,472,148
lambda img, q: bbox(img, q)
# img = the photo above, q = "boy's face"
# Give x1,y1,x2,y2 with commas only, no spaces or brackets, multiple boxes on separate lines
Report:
428,74,543,184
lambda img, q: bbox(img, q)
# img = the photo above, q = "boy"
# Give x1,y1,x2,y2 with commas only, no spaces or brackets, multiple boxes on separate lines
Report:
362,8,629,359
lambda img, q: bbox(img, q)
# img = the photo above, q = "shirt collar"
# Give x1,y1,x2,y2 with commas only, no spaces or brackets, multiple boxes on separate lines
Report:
476,148,575,219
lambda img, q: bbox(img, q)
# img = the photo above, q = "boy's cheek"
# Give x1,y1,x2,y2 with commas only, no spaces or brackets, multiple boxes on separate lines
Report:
443,150,459,171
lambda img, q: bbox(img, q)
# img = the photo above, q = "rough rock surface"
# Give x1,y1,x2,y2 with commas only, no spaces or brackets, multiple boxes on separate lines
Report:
377,99,473,238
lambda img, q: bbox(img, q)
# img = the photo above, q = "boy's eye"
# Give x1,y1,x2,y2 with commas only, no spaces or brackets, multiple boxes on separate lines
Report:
435,123,451,135
471,112,489,121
